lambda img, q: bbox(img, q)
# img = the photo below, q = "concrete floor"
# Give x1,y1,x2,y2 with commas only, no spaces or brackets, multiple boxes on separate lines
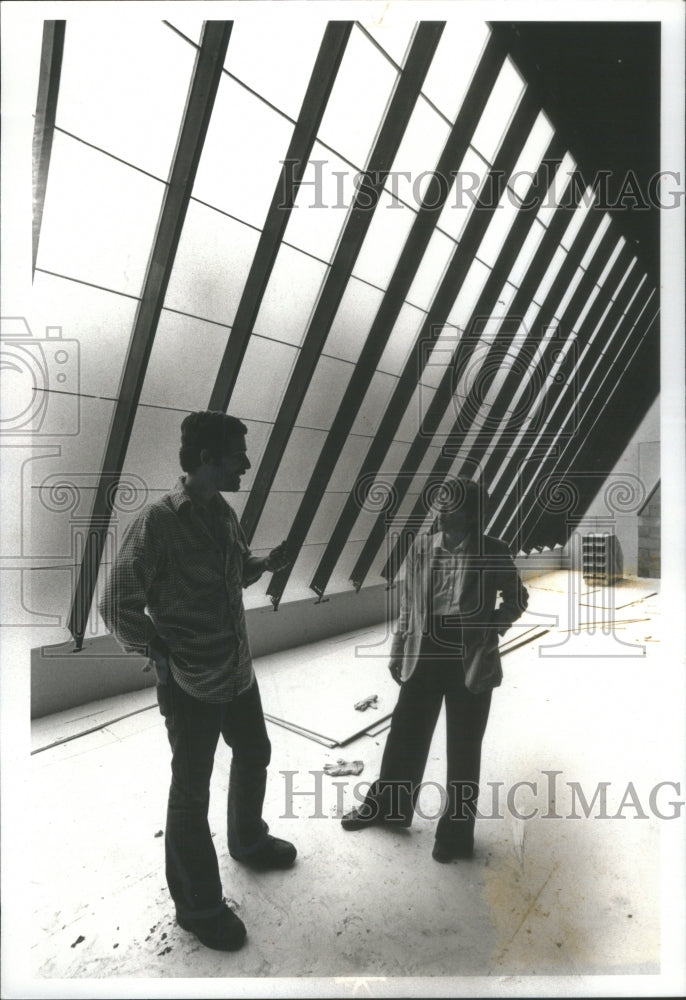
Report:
12,573,686,996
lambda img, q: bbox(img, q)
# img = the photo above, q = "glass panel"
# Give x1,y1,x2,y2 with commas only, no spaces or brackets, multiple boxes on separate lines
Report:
296,356,353,431
29,271,137,400
536,152,577,227
350,370,398,438
389,486,426,530
416,442,446,479
386,98,451,206
192,76,296,230
26,396,115,559
163,201,260,326
368,536,403,582
446,259,491,328
555,266,587,323
139,311,231,413
507,219,547,288
25,567,81,642
37,132,165,297
334,538,372,587
57,21,195,179
317,25,398,169
421,322,461,389
396,381,439,442
559,194,595,250
405,229,456,310
476,189,522,267
608,258,638,303
596,237,626,290
165,17,203,45
283,144,357,262
377,303,425,376
421,21,491,125
358,19,418,67
227,335,299,424
531,245,569,308
351,192,416,291
349,504,389,545
271,427,326,492
223,17,326,122
253,244,328,348
445,318,509,437
122,405,193,493
251,491,302,553
306,491,348,546
436,386,469,441
520,299,543,337
488,279,518,322
328,435,374,492
578,214,612,269
364,443,413,516
572,283,603,333
470,58,526,165
507,112,555,202
323,278,385,364
436,148,491,243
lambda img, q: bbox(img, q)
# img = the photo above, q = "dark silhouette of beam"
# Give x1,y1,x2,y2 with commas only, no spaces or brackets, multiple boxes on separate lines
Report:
32,21,66,274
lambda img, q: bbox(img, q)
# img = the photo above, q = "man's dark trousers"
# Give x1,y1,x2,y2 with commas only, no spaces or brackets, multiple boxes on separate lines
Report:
157,673,271,919
365,618,492,852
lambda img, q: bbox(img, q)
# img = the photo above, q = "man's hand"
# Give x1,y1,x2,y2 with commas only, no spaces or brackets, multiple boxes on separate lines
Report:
264,540,290,573
146,634,171,684
388,656,403,685
148,634,170,666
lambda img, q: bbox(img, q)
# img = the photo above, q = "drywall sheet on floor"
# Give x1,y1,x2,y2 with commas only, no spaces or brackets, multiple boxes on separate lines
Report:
256,621,556,746
31,687,157,754
255,624,398,746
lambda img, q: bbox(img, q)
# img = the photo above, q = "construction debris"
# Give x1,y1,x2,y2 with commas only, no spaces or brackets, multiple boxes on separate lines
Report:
323,759,364,777
354,694,378,712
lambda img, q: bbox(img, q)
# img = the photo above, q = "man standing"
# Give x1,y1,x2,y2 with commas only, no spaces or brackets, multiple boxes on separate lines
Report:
100,411,295,951
341,477,528,861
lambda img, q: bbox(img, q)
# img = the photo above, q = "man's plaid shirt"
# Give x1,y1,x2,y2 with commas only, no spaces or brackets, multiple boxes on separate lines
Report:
99,477,262,702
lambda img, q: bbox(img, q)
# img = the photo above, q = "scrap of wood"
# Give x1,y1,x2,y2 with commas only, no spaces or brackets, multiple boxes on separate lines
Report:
500,628,551,656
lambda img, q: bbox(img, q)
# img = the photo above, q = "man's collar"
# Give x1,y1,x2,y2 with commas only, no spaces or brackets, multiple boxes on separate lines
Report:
170,476,226,514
